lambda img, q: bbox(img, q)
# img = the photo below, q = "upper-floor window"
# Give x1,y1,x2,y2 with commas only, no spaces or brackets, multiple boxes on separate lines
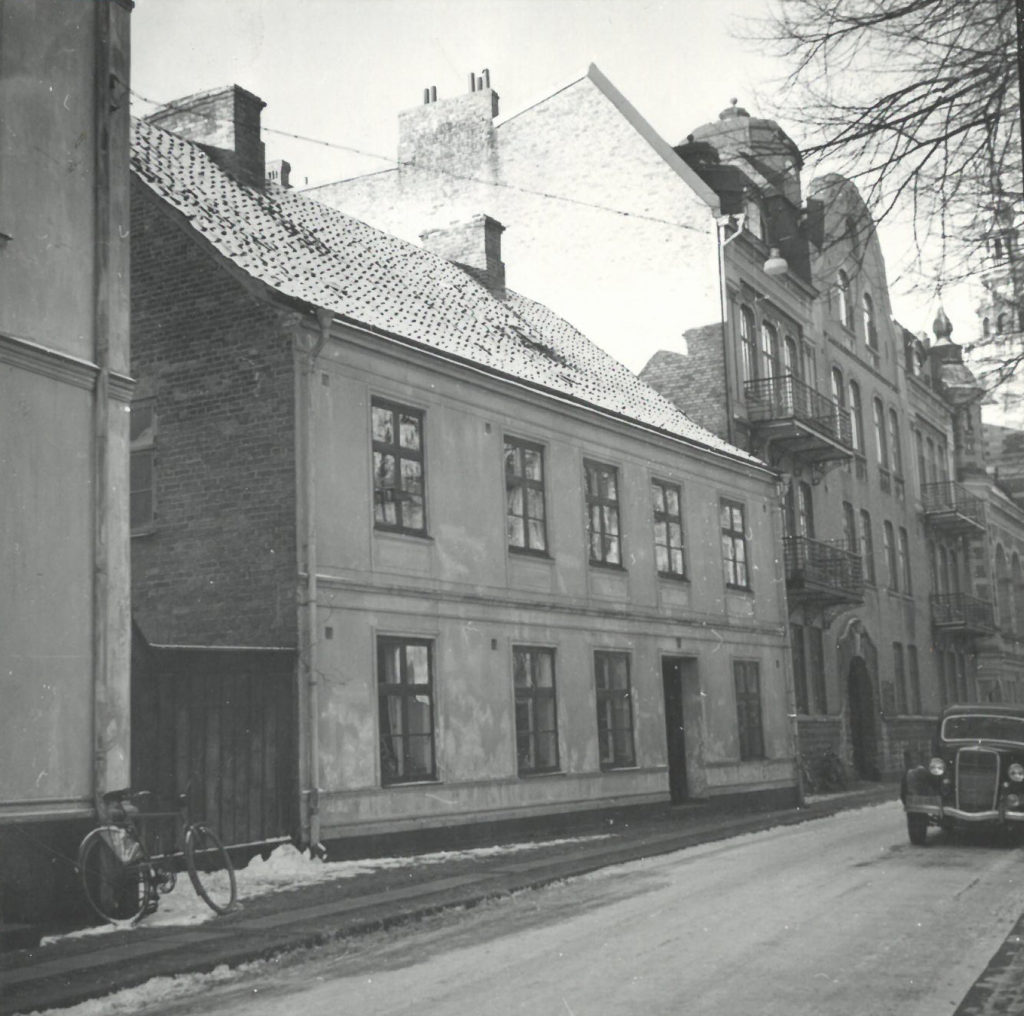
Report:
860,509,876,584
594,651,636,769
873,397,889,468
733,660,765,760
760,321,781,379
837,270,853,329
898,526,912,592
785,481,814,540
504,437,547,555
372,400,426,535
513,647,559,775
721,499,750,590
830,366,845,409
893,642,908,714
907,645,921,714
916,430,927,493
585,460,622,567
652,479,686,578
783,334,799,378
130,398,156,533
377,637,436,785
883,520,898,591
842,502,857,553
739,305,757,383
888,409,903,475
863,292,878,353
848,380,864,454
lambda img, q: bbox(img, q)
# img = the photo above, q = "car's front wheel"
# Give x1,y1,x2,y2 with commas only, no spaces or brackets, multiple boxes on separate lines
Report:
907,813,929,846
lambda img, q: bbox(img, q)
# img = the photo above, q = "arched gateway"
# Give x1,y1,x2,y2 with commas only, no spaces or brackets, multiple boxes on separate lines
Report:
837,619,881,781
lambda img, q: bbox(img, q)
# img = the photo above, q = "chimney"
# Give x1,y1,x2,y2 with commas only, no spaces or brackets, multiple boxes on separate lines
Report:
398,70,499,174
146,85,266,188
421,214,506,298
266,159,291,189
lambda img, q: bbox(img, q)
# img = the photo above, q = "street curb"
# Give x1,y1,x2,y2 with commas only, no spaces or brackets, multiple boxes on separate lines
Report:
0,787,899,1015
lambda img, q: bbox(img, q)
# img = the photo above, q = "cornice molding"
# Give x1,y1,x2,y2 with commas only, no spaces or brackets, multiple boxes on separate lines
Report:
0,331,134,401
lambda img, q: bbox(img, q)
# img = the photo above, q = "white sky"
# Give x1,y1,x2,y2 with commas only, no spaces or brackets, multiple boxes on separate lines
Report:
129,0,973,344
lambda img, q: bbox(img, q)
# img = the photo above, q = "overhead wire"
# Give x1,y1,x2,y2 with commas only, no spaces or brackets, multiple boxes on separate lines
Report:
128,87,711,234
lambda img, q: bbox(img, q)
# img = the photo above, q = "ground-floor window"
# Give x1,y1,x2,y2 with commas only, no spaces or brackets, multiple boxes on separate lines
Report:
595,651,635,768
513,647,559,774
734,659,765,760
377,637,436,785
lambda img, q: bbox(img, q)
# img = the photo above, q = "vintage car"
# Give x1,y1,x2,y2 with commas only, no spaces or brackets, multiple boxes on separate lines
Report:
901,704,1024,845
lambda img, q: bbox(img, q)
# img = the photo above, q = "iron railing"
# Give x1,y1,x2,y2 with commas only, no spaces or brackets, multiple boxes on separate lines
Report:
931,593,995,633
921,481,986,529
744,374,853,448
784,536,864,602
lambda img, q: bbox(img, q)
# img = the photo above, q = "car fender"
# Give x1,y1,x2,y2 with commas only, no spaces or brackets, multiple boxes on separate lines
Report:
901,765,936,806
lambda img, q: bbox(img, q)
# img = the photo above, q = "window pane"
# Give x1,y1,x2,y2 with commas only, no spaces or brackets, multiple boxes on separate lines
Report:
523,448,542,481
527,520,546,551
398,413,421,450
508,515,525,548
407,645,430,684
665,487,680,516
526,487,544,519
652,483,665,514
371,406,393,443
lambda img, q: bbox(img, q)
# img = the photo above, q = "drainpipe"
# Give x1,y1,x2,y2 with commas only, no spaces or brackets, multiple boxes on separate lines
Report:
716,215,745,446
302,307,332,855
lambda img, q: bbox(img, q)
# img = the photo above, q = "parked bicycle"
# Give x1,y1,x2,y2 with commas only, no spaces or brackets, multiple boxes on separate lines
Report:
77,788,237,926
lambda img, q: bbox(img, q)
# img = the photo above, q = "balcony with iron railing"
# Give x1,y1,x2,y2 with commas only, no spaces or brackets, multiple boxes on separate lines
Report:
931,593,995,636
921,481,986,535
744,374,854,466
784,535,865,608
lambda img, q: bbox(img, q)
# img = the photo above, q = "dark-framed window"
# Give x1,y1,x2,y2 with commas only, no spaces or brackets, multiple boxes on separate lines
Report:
908,645,921,714
837,269,853,329
585,460,622,567
859,509,876,584
720,499,749,589
739,304,757,382
842,502,857,553
888,408,903,476
873,397,888,468
377,637,436,785
760,321,781,378
898,526,912,592
808,627,827,714
129,398,156,533
884,521,898,591
893,642,907,715
652,479,685,578
848,380,864,454
733,660,765,760
513,647,559,774
791,623,809,715
594,651,635,769
371,399,426,534
504,437,547,555
863,291,878,352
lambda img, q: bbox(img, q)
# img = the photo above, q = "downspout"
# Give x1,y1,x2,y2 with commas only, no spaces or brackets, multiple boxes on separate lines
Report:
302,307,332,856
716,215,744,446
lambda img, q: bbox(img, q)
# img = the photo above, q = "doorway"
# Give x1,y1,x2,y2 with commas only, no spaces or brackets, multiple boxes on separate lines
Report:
662,657,696,804
847,657,879,781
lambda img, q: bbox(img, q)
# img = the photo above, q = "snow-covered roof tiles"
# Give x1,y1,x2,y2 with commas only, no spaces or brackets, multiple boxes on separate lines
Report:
130,117,758,465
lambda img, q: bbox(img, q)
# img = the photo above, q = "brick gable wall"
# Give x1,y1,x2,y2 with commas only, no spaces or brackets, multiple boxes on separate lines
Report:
130,180,298,646
639,323,729,442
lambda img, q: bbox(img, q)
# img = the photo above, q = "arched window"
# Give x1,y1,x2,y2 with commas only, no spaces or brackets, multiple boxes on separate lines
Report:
997,546,1013,633
863,292,877,352
873,397,888,468
998,312,1007,333
739,305,756,382
837,270,853,329
783,335,799,377
848,380,864,453
983,317,991,337
760,321,780,378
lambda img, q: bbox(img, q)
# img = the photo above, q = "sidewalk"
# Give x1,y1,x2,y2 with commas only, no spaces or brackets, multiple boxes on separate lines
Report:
1,786,898,1015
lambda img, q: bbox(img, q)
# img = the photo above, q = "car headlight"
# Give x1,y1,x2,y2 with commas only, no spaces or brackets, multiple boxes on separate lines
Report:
1008,763,1024,782
928,757,946,777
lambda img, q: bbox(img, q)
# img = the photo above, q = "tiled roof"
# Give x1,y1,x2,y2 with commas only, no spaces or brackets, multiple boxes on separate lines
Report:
130,117,758,465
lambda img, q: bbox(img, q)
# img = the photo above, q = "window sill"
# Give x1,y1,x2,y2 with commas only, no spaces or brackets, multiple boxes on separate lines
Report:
599,763,638,772
131,525,157,538
589,561,627,572
509,547,554,562
657,571,689,584
374,527,433,543
381,777,439,788
518,769,565,779
726,584,753,594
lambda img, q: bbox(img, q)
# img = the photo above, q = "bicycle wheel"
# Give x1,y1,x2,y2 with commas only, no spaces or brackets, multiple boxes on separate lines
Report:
78,826,151,925
184,824,237,914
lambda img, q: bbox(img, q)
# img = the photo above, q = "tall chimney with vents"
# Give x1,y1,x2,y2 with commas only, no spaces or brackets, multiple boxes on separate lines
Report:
398,70,499,175
146,85,267,188
421,214,506,298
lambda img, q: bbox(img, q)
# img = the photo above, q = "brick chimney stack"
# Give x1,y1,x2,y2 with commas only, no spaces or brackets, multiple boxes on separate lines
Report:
146,85,266,188
421,214,506,298
398,70,499,175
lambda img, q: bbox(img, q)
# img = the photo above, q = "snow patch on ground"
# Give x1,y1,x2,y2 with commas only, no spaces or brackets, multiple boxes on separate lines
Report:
40,835,611,944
